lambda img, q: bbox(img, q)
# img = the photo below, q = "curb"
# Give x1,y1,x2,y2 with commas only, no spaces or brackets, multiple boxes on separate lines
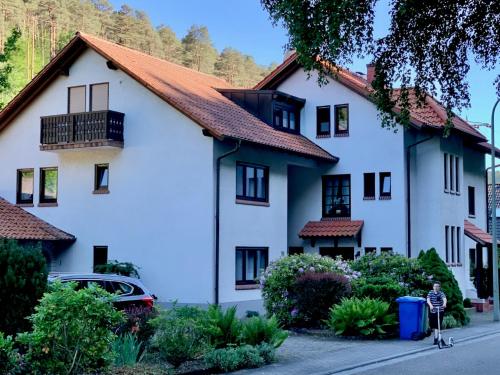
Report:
321,329,500,375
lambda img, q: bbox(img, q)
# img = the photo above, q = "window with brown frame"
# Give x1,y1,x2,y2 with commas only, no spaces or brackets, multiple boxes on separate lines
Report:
68,85,86,113
444,153,448,191
93,246,108,271
363,173,375,199
90,83,109,111
39,167,58,204
380,247,393,253
288,247,304,255
323,174,351,218
334,104,349,135
236,162,269,202
316,106,331,136
365,247,376,255
273,103,299,133
94,164,109,193
235,247,268,285
16,169,34,204
445,225,450,263
468,186,475,216
379,172,391,198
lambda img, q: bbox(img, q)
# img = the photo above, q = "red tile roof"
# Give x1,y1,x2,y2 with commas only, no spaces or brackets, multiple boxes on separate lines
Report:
0,33,336,162
255,53,486,142
464,219,494,246
0,197,75,241
299,219,364,238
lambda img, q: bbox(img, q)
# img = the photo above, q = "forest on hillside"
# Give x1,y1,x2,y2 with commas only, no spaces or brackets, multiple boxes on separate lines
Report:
0,0,277,107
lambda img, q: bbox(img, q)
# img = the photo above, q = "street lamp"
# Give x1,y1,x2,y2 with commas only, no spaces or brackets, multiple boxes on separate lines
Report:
490,98,500,322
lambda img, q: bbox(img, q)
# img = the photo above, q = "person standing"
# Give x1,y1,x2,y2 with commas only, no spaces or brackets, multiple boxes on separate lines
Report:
427,282,447,345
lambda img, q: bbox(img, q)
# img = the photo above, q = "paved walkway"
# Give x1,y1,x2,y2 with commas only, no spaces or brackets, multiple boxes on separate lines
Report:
234,311,500,375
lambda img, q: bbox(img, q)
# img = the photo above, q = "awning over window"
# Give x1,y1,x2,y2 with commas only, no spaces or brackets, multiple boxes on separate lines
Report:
299,219,364,239
0,197,75,241
464,219,495,246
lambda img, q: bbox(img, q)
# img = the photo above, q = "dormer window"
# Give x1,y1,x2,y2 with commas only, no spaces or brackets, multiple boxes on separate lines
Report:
273,103,299,133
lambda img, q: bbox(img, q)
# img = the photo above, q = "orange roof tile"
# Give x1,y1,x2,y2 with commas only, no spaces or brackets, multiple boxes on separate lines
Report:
299,220,364,238
0,33,336,162
0,197,75,241
464,219,495,246
255,53,486,142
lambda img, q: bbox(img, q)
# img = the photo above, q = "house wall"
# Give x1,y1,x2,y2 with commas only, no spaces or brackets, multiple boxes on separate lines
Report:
0,49,217,304
278,69,407,255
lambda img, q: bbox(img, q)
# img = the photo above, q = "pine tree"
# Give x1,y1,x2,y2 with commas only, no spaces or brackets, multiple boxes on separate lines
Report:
181,25,217,73
0,27,20,107
215,47,244,85
157,24,182,63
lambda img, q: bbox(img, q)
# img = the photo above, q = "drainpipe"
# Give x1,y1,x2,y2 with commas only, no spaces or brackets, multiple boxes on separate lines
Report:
215,140,241,305
406,135,434,258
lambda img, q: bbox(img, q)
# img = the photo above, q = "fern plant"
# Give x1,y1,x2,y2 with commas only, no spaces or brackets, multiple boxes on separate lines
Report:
326,297,396,338
240,316,288,348
205,305,242,348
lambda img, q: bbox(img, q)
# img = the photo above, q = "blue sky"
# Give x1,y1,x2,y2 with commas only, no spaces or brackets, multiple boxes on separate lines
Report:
110,0,499,136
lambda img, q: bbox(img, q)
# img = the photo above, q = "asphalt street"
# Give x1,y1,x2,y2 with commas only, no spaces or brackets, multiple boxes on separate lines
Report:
349,333,500,375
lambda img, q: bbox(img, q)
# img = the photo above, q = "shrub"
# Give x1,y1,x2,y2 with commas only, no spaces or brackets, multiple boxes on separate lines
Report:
150,305,208,367
113,333,144,367
261,254,359,326
0,332,18,374
94,260,140,278
0,239,47,335
17,281,124,375
352,276,406,313
351,252,430,297
463,298,473,308
117,306,158,346
240,315,288,348
256,343,276,364
291,272,351,327
442,315,460,329
204,345,264,372
418,248,469,326
326,297,397,338
205,305,242,348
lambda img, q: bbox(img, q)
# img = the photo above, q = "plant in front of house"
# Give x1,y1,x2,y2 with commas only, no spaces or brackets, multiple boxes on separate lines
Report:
113,333,145,367
0,239,48,336
240,315,288,348
418,248,469,326
204,344,265,372
352,276,407,314
94,260,141,278
204,305,242,349
117,306,158,348
16,281,124,375
290,272,351,327
0,332,19,374
326,297,397,339
261,254,360,326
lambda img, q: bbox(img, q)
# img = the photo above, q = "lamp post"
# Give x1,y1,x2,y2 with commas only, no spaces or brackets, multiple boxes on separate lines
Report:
490,98,500,321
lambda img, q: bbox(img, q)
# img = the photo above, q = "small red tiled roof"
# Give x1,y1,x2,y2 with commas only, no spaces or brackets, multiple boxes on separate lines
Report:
299,220,364,238
255,53,486,142
0,197,75,241
0,33,336,162
464,219,494,246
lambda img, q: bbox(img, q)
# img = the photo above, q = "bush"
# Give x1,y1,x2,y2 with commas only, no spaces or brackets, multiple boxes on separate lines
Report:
113,333,144,367
291,272,351,327
204,345,264,372
205,305,242,349
256,343,276,364
150,305,209,367
0,239,47,335
442,315,460,329
94,260,140,278
261,254,359,326
418,248,469,326
352,276,406,313
240,316,288,348
0,332,18,374
326,297,397,338
17,281,124,375
463,298,473,308
117,306,157,346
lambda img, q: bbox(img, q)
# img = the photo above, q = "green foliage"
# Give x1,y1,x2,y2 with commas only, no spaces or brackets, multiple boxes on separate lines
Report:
261,254,359,326
352,276,406,313
150,305,209,367
418,248,469,326
0,333,18,375
291,272,351,327
113,333,144,367
463,298,473,308
442,315,460,329
204,345,265,372
0,239,48,335
94,260,140,278
17,281,124,375
0,28,21,108
117,306,158,346
256,342,276,364
205,305,242,349
326,297,397,338
240,316,288,348
261,1,500,130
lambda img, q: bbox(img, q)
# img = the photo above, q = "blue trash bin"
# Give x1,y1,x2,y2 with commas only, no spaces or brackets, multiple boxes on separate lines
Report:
396,296,426,340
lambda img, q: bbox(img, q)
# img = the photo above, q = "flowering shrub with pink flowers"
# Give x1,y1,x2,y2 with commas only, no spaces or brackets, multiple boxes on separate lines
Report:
260,254,359,327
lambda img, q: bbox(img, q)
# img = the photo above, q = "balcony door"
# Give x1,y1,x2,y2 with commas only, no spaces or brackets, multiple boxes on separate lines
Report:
68,85,86,113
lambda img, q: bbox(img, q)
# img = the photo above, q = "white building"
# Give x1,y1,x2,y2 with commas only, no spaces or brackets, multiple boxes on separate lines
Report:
0,33,495,310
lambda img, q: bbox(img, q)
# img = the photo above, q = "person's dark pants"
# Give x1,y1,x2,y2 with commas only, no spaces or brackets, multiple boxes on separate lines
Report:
429,311,444,330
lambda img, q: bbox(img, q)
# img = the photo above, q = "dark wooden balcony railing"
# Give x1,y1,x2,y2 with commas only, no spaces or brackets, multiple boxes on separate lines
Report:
40,110,125,150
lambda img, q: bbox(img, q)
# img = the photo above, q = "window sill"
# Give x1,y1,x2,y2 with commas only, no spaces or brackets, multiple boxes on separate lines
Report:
334,133,349,137
235,199,270,207
446,263,463,268
93,189,110,195
469,215,476,219
16,203,34,207
379,196,392,200
38,202,58,207
321,216,351,221
235,284,260,290
316,134,331,139
363,197,375,200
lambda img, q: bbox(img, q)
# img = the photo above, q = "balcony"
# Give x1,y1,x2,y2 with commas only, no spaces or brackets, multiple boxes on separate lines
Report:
40,110,125,151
